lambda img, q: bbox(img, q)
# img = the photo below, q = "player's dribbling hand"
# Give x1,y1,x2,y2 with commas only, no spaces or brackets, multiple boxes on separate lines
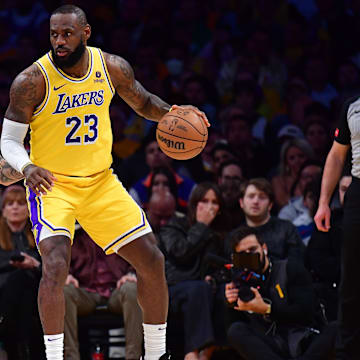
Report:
23,164,57,196
314,203,331,232
170,104,210,127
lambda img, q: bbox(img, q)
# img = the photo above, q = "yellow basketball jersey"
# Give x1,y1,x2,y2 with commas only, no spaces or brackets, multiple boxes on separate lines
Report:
31,47,115,176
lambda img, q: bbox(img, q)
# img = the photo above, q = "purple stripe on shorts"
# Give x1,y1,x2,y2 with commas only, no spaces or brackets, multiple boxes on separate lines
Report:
27,188,70,244
27,188,42,245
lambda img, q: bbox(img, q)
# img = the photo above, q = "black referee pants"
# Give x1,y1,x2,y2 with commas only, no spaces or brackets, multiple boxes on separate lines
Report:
339,176,360,359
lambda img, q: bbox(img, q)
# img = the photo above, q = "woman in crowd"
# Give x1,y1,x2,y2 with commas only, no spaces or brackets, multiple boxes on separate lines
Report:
159,182,228,360
271,138,314,209
0,185,44,360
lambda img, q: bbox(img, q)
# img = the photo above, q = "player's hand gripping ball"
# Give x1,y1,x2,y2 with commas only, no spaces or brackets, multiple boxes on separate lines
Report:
156,108,208,160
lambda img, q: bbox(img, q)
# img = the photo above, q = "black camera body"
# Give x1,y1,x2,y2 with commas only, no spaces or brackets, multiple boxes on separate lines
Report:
231,251,264,302
204,252,265,303
231,267,264,302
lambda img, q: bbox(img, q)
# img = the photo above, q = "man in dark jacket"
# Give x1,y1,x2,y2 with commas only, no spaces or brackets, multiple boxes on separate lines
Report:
237,178,305,261
225,226,337,360
64,228,143,360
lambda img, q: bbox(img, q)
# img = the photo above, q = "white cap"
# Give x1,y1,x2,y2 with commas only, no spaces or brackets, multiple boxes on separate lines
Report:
277,124,304,139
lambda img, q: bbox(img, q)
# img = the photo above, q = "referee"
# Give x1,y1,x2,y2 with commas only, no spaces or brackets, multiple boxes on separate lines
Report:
314,96,360,359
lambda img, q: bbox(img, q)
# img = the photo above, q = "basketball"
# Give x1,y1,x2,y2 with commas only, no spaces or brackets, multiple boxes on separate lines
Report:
156,109,208,160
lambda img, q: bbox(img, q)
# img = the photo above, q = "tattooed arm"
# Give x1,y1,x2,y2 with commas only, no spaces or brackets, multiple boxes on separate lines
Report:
104,53,170,121
0,156,24,185
5,64,45,124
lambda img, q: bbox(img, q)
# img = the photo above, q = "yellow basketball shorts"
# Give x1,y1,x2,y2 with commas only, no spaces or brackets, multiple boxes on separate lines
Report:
25,168,152,254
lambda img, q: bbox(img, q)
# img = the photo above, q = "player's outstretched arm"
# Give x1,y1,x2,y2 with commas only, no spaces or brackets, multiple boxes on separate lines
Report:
0,155,24,185
104,53,171,121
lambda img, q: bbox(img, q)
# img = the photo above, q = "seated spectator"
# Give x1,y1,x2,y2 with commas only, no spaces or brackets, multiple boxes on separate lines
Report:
233,79,267,143
146,191,178,237
292,177,321,246
306,174,352,321
129,140,196,210
199,128,226,179
225,226,337,360
64,228,143,360
237,178,305,261
217,160,245,230
304,56,338,109
159,182,227,360
181,75,217,127
210,141,237,180
146,166,187,214
303,103,332,164
223,111,270,178
0,185,44,360
271,138,314,209
278,160,323,222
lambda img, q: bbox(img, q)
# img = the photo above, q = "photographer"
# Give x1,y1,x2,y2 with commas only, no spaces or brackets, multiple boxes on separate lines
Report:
225,227,337,360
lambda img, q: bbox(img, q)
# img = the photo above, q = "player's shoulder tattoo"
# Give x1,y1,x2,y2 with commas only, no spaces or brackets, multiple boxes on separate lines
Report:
104,52,134,87
6,64,45,122
0,156,24,185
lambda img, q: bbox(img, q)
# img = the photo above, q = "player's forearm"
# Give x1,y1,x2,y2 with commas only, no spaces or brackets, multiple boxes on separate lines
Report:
1,119,32,173
319,152,345,206
0,156,24,185
137,93,170,121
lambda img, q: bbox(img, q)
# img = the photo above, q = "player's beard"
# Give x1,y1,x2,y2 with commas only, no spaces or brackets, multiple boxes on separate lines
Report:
51,40,86,69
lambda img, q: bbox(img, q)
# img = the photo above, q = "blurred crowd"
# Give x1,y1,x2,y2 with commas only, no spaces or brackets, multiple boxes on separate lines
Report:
0,0,359,359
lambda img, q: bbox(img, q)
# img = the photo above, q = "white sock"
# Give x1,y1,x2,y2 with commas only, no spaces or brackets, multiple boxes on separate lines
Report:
44,333,64,360
143,323,166,360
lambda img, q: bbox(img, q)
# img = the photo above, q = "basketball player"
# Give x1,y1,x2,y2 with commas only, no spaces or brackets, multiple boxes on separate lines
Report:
1,5,209,360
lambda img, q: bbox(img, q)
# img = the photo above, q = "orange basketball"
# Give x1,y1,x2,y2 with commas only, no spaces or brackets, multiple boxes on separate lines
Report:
156,109,208,160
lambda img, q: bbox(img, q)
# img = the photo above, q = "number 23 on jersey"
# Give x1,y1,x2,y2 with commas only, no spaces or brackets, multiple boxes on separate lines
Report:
65,114,98,145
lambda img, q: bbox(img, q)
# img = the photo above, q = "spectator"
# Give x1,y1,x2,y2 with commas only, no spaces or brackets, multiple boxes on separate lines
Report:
271,138,314,209
147,166,179,207
217,160,245,231
199,128,226,180
306,174,352,321
278,160,323,222
129,140,196,209
291,177,320,246
223,112,269,178
146,191,178,237
304,56,338,109
264,76,312,167
159,182,227,360
64,228,143,360
210,141,236,180
303,102,333,164
181,75,217,127
225,226,337,360
336,60,360,101
233,79,267,143
237,178,305,261
0,185,44,360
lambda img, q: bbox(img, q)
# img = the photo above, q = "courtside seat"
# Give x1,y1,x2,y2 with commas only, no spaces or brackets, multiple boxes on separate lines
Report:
78,305,125,360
